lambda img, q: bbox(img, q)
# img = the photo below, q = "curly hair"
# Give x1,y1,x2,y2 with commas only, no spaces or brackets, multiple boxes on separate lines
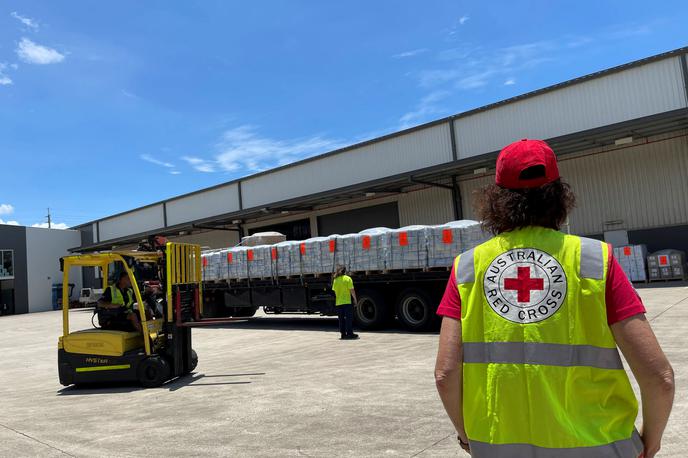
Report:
475,179,576,235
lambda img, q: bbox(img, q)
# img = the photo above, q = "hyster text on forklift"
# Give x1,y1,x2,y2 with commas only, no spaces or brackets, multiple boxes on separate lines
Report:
58,239,237,388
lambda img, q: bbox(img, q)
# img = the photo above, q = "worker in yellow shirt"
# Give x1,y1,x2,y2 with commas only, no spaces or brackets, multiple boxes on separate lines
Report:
332,265,359,340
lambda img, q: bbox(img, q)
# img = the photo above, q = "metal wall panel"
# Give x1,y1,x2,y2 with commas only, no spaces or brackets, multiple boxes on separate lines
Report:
166,183,240,226
454,57,687,157
561,133,688,235
169,230,240,249
458,132,688,235
98,204,165,241
241,123,453,209
398,187,455,226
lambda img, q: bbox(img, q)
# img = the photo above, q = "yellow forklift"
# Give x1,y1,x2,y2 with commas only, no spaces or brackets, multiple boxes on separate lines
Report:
58,241,208,387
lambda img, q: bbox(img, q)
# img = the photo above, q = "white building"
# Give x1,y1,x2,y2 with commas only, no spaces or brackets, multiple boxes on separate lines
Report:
0,225,82,315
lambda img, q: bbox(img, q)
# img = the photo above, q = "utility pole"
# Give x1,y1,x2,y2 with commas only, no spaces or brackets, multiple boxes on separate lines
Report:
47,208,52,229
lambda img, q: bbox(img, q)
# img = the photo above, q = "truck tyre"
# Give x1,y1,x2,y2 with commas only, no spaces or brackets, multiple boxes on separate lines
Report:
397,288,437,332
138,356,170,388
354,289,390,330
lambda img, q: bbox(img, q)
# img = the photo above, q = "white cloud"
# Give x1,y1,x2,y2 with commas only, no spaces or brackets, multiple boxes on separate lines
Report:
141,154,174,168
16,38,65,65
182,156,216,173
0,219,20,226
31,222,69,230
459,15,470,25
170,170,181,175
10,64,18,70
392,48,428,59
11,12,39,30
399,91,450,129
0,64,12,86
504,78,516,86
215,126,344,173
0,204,14,215
181,127,344,175
121,89,139,99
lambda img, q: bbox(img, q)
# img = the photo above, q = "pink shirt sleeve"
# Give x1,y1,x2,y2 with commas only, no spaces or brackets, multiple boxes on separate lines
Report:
605,243,646,325
437,264,461,320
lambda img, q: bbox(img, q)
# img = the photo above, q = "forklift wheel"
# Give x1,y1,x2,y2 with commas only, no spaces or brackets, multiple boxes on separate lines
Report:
189,349,198,373
137,356,170,388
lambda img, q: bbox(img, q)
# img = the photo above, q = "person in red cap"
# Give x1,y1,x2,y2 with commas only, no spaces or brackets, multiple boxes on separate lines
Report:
434,139,674,458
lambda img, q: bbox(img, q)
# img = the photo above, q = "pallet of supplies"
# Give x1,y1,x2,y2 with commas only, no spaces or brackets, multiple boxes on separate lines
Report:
386,225,428,270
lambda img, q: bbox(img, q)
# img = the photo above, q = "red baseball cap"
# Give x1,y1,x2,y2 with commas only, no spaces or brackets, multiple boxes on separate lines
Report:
495,139,560,189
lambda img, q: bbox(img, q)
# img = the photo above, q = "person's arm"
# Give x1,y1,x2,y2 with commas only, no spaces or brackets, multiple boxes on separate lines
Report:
348,277,357,306
611,315,674,458
97,287,120,309
435,316,469,452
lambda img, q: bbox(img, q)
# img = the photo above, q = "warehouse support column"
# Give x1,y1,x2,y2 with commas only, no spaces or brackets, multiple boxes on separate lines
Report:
448,117,463,221
451,176,462,221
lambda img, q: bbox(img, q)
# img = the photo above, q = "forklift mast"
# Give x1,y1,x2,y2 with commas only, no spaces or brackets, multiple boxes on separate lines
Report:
163,242,202,377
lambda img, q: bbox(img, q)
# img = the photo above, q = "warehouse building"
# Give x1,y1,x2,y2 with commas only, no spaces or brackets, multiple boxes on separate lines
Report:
0,225,82,315
73,47,688,288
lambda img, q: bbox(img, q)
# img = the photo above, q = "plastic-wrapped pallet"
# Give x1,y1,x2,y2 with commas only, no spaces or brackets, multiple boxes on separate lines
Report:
334,233,357,272
386,225,428,270
227,246,249,280
321,235,339,274
300,237,330,275
427,220,487,268
215,248,229,280
241,231,286,247
351,228,389,272
613,245,647,282
247,245,273,279
275,241,301,277
203,250,222,281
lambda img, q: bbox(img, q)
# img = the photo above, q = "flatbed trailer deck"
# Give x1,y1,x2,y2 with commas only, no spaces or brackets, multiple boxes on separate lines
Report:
202,270,451,331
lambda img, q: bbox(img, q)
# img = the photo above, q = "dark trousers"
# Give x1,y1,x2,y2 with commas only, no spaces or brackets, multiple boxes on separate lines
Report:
337,303,354,336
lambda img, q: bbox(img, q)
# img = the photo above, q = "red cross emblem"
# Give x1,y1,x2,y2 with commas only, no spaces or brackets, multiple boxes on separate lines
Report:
504,266,544,303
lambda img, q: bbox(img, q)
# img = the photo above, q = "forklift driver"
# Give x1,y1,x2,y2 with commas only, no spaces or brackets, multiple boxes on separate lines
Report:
97,271,142,332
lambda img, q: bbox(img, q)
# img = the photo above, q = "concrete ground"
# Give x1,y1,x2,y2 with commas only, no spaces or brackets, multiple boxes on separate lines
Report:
0,285,686,458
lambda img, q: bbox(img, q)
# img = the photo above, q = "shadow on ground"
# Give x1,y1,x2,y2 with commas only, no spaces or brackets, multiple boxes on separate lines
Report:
56,372,266,395
200,315,439,335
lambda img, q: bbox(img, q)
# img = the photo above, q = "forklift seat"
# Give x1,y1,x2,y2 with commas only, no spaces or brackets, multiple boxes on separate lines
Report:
62,329,143,357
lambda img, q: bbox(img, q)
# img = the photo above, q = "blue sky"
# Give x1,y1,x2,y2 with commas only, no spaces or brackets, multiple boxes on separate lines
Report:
0,1,686,229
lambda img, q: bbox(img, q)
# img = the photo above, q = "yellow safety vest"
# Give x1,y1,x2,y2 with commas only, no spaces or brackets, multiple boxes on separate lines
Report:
109,285,135,311
454,226,642,457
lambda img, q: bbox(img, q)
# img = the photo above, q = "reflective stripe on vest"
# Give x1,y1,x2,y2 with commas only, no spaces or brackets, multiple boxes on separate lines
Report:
462,341,623,369
469,430,643,458
454,227,638,455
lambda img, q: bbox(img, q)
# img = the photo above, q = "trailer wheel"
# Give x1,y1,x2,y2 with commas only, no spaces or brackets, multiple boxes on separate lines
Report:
138,356,170,388
397,289,437,332
354,289,390,330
